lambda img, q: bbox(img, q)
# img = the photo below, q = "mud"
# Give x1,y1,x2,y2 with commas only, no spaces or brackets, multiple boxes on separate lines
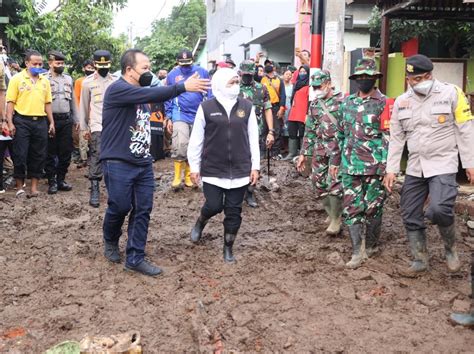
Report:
1,159,473,352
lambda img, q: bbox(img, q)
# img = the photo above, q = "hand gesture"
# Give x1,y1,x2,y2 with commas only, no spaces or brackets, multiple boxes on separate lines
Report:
466,168,474,185
48,124,55,138
7,121,15,137
184,72,211,94
266,133,274,148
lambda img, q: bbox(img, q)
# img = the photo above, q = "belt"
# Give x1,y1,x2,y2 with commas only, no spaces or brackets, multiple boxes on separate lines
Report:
14,112,46,121
53,113,71,120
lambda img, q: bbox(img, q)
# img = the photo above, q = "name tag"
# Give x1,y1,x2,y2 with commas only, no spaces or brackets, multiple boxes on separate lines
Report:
210,112,222,117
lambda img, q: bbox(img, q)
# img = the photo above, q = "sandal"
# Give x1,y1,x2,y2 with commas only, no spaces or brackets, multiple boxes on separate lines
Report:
27,191,39,199
16,189,26,198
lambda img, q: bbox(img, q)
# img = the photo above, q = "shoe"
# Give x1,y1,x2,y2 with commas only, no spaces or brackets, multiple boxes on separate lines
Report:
124,260,163,276
104,241,120,263
191,215,209,243
439,223,461,272
57,180,73,191
184,162,194,188
224,232,237,263
404,229,429,275
89,180,100,208
366,216,382,257
450,311,474,327
346,223,367,269
172,160,184,189
281,138,298,161
325,195,342,235
245,185,258,208
47,177,58,195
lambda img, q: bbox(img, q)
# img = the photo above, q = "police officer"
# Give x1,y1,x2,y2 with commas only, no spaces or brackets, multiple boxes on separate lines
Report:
79,50,115,207
45,50,78,194
330,58,388,269
296,70,345,235
238,60,274,207
384,54,474,275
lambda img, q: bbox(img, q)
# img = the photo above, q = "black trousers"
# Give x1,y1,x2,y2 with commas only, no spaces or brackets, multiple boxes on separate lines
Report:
201,182,247,234
45,116,73,180
0,139,13,189
150,134,165,161
400,173,458,231
12,114,48,179
287,121,305,139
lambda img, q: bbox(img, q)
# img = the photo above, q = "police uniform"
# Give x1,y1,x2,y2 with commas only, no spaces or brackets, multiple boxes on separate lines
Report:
79,50,115,207
387,54,474,274
331,58,388,269
45,50,78,193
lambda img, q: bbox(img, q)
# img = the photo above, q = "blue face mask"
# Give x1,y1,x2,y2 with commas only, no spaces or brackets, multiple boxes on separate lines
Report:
29,67,45,76
180,65,193,75
298,73,307,80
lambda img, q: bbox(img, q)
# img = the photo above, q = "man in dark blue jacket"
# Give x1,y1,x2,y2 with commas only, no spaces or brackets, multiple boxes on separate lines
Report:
165,49,211,190
101,49,209,276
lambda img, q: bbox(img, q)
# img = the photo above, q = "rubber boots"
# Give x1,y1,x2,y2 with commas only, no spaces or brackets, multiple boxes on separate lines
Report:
439,223,461,272
184,162,194,188
224,232,237,263
89,180,100,208
405,229,429,274
366,216,382,257
57,179,73,191
191,215,209,243
282,138,298,161
245,185,258,208
47,177,58,195
325,195,342,235
172,160,184,189
450,253,474,327
346,223,367,269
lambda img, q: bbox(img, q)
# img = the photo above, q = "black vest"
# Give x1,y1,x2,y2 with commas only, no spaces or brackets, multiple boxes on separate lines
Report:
200,97,252,179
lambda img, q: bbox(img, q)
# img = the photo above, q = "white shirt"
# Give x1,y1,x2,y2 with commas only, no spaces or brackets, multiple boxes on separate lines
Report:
187,100,260,190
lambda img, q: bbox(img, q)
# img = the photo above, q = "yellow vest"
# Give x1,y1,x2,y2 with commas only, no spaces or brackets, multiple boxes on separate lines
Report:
261,76,281,104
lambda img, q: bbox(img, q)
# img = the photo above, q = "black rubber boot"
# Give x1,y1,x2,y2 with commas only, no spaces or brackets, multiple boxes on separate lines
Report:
190,215,209,243
47,177,58,195
89,180,100,208
57,179,73,191
124,260,163,277
438,223,461,272
346,223,367,269
224,232,237,263
366,216,382,257
404,229,429,275
245,185,258,208
104,241,120,263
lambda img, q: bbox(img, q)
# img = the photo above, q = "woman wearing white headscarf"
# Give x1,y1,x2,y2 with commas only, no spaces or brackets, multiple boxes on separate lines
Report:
187,68,260,263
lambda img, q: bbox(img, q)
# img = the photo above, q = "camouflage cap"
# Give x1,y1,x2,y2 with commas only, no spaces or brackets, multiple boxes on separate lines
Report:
239,60,256,74
310,69,331,86
349,57,382,80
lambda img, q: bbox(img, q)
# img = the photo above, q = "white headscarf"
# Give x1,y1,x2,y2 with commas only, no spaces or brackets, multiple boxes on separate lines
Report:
211,67,239,107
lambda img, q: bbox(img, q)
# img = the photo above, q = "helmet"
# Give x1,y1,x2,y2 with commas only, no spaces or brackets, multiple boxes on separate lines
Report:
239,60,256,74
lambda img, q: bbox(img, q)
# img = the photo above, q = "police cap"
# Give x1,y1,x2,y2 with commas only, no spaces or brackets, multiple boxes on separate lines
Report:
176,49,193,65
93,50,112,68
48,50,66,61
406,54,433,75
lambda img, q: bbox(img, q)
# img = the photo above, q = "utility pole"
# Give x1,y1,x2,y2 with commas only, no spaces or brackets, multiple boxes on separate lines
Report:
128,22,133,48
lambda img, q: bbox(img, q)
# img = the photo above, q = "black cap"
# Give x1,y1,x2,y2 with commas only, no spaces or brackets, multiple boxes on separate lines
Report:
82,59,94,67
225,57,236,68
93,50,111,68
176,49,193,65
48,50,66,61
406,54,433,75
264,59,273,66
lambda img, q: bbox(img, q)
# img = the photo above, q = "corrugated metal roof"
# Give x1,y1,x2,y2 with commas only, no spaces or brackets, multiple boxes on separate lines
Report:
377,0,474,20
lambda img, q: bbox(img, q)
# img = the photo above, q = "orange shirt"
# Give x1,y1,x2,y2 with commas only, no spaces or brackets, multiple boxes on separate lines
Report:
74,76,85,106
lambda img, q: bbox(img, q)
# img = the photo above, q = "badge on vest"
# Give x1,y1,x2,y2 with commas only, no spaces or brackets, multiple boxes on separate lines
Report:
236,109,246,118
438,115,446,124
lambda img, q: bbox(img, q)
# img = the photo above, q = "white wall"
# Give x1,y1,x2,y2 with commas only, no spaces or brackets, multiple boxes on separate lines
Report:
343,31,370,52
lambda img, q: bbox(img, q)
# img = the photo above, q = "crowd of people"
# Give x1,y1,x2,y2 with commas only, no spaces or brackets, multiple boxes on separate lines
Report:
0,44,473,324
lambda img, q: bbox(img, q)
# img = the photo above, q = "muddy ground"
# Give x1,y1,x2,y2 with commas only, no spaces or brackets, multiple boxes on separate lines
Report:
0,159,473,352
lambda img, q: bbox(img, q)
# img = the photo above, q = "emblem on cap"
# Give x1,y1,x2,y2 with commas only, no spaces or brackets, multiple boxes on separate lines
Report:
237,109,246,118
183,52,187,59
406,64,414,73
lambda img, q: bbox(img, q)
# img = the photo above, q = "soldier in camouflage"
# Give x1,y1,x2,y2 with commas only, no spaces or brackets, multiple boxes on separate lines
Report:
238,60,274,207
296,69,345,235
330,58,388,269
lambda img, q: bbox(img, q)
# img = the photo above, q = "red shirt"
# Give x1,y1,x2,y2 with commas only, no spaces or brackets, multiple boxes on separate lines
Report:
288,86,309,123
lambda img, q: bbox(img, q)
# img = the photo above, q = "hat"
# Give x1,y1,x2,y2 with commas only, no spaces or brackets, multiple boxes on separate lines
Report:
349,58,382,80
239,60,255,74
310,69,331,86
264,59,273,66
48,50,66,61
217,61,231,69
82,59,94,67
225,57,236,68
177,49,193,65
93,50,111,68
406,54,433,75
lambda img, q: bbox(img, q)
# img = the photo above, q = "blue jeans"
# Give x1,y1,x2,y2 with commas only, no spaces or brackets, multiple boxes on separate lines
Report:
102,160,154,266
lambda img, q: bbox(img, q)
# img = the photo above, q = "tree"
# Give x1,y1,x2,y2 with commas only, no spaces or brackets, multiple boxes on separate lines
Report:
5,0,128,74
135,0,206,71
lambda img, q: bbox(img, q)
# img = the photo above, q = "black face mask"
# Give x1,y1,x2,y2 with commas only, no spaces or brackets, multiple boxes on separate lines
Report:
264,65,274,74
254,72,262,83
53,66,64,75
139,71,153,87
241,74,253,86
84,69,95,76
158,75,166,80
98,68,109,77
356,79,376,94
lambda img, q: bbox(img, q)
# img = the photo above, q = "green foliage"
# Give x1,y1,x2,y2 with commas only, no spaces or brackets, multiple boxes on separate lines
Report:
135,0,206,71
5,0,128,74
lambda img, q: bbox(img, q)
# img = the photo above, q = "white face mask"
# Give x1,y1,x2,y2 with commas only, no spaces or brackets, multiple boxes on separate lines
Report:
314,89,327,99
412,80,433,96
223,84,240,100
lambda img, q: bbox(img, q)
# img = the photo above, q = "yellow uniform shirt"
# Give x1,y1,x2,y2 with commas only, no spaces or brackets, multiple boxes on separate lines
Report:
6,69,52,116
